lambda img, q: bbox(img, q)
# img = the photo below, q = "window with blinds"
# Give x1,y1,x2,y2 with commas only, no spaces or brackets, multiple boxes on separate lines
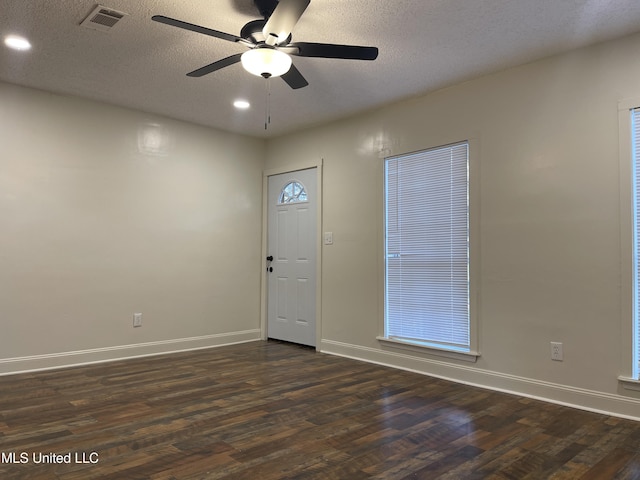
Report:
630,108,640,378
384,142,470,352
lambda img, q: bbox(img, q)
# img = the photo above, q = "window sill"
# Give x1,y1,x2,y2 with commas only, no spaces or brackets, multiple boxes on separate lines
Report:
377,337,480,363
618,376,640,391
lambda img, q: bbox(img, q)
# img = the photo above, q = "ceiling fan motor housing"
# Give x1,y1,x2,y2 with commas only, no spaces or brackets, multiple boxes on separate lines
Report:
254,0,279,19
240,19,266,43
240,20,292,46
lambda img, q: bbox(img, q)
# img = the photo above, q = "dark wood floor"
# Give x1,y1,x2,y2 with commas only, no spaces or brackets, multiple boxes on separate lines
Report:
0,341,639,479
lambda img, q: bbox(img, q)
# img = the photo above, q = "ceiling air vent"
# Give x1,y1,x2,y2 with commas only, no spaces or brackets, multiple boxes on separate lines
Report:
80,5,128,32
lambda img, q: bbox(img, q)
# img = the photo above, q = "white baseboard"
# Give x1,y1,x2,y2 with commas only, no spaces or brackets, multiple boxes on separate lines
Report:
0,329,262,376
320,339,640,422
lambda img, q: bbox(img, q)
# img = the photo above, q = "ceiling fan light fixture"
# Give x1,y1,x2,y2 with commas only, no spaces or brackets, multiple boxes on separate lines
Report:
241,47,292,78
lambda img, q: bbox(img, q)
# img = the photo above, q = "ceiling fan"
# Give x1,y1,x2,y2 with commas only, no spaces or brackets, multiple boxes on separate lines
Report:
151,0,378,89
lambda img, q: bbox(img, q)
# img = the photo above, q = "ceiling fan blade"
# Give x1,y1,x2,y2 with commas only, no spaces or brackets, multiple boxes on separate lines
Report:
263,0,310,46
281,63,308,89
152,15,252,46
187,53,243,77
284,42,378,60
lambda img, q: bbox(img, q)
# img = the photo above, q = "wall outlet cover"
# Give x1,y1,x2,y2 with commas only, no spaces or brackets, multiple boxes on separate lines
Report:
551,341,563,361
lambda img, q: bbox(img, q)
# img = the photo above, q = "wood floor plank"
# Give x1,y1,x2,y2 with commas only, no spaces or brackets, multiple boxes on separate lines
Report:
0,340,639,479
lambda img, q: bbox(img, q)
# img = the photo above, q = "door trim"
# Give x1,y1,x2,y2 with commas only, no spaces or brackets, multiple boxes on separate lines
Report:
261,159,323,350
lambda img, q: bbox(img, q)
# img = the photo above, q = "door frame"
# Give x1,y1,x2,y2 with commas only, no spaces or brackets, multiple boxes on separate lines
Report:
261,159,323,350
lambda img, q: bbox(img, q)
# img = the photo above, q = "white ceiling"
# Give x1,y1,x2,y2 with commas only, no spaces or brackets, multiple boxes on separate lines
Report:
3,0,640,138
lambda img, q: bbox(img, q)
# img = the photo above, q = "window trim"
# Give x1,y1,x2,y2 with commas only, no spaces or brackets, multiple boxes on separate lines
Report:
377,336,479,362
619,98,640,382
378,138,480,361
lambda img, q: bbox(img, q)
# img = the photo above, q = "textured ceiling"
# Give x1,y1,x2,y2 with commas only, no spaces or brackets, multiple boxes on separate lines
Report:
3,0,640,138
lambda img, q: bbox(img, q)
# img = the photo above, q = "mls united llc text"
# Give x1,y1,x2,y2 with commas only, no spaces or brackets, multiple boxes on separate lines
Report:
1,451,99,464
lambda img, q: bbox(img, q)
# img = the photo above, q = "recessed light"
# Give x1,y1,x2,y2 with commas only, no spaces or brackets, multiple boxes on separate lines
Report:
233,99,250,110
4,35,31,51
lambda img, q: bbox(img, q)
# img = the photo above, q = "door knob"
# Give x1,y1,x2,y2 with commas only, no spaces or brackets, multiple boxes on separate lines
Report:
266,255,274,262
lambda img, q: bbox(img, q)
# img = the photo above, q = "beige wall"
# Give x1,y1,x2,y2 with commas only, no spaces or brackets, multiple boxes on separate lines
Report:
4,29,640,418
0,82,265,372
266,32,640,418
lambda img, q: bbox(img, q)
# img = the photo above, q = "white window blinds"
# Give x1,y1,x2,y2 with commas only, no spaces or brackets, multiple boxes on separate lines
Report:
384,142,470,351
631,108,640,376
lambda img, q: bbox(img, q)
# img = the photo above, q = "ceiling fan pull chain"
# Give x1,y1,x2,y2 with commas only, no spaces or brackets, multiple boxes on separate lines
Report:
265,77,272,130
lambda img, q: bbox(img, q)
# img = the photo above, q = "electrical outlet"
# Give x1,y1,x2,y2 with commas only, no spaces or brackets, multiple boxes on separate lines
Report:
133,313,142,328
550,342,563,361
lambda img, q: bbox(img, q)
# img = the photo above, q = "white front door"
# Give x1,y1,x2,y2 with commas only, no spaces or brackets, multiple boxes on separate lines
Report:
267,168,317,346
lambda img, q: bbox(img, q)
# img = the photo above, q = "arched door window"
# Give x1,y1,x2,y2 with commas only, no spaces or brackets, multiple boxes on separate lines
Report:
278,181,308,204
